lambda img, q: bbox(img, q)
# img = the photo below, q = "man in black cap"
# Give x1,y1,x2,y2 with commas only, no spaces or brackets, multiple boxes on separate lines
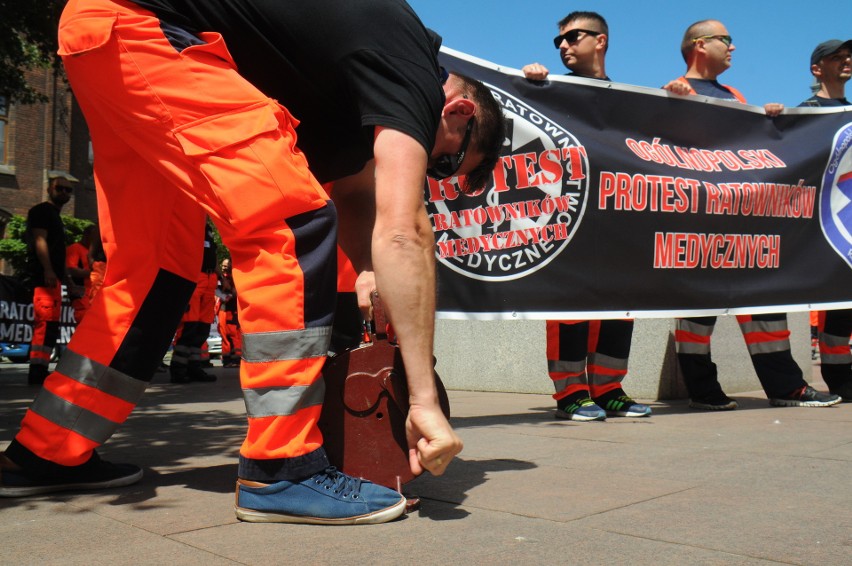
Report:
800,39,852,401
800,39,851,107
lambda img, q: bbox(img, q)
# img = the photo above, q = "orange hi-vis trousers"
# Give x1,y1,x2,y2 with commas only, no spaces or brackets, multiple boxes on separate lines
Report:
30,284,63,371
172,271,217,375
7,0,337,483
546,319,633,401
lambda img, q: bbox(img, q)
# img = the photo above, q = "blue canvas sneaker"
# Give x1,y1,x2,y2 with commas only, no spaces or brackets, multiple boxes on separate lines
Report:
235,467,407,525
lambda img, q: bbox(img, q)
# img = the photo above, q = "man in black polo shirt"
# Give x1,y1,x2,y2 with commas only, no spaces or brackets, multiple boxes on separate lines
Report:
0,0,505,527
24,175,73,386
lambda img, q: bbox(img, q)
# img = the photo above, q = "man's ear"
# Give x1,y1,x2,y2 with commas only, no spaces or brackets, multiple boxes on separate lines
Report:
596,33,608,52
443,96,475,118
810,63,822,79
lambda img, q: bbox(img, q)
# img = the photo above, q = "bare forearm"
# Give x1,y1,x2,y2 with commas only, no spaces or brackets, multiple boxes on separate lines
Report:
372,213,438,405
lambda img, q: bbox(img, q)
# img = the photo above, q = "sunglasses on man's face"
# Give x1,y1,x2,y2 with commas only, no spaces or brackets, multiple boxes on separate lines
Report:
55,185,73,194
553,28,601,49
427,117,475,180
692,34,733,48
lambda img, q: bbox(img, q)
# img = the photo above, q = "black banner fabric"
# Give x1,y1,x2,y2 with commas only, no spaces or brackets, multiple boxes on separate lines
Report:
429,49,852,320
0,275,75,347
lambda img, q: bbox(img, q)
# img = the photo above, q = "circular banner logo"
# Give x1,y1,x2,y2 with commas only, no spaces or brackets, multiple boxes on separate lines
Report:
819,122,852,268
425,84,590,282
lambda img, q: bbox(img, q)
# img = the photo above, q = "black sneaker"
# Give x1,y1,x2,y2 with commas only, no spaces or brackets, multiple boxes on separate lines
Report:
827,381,852,402
689,391,738,411
769,385,841,407
0,452,143,497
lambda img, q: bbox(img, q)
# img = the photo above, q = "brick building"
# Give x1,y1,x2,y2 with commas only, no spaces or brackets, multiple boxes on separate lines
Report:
0,66,96,242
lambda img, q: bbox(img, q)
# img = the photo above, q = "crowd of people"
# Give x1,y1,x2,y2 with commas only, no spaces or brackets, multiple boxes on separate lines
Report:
523,12,851,419
1,1,850,529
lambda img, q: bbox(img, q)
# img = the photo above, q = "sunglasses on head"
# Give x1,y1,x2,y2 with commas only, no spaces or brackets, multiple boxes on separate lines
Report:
692,34,732,48
427,117,475,181
553,28,601,49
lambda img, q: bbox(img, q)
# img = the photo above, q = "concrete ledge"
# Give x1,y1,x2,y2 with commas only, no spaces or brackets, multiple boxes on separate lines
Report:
435,312,814,400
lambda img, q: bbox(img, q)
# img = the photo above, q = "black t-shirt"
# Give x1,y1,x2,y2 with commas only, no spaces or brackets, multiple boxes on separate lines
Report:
129,0,445,183
798,95,851,108
26,202,66,286
201,222,218,273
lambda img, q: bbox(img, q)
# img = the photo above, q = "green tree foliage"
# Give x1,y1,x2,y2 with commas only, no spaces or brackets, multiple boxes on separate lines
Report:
0,0,64,104
0,214,94,275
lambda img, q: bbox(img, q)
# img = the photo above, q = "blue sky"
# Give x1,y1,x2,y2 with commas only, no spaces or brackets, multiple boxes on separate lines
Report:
408,0,852,107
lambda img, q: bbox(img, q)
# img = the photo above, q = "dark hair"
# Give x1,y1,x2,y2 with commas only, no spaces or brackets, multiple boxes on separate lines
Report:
451,73,506,192
558,11,609,52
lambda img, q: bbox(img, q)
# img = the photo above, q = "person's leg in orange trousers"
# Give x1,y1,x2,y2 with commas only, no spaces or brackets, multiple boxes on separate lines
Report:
5,0,336,487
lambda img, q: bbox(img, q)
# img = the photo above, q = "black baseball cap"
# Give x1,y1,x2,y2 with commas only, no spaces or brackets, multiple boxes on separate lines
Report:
811,39,852,66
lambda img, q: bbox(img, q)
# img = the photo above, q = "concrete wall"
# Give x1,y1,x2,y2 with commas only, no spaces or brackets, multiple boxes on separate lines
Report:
434,312,814,400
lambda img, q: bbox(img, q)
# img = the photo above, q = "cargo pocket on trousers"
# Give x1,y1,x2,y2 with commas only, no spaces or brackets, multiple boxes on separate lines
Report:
172,101,282,157
58,13,117,57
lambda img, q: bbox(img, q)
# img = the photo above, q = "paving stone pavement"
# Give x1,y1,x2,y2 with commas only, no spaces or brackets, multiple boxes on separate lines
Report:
1,362,851,565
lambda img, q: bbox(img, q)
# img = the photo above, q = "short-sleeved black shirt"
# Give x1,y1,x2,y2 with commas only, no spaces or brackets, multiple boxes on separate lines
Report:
26,202,66,287
129,0,445,183
799,96,851,108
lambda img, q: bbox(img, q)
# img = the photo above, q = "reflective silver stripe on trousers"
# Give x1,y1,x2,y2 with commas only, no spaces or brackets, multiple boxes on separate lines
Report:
30,388,120,444
243,378,326,418
676,341,710,355
547,359,586,375
677,319,715,336
588,352,629,371
818,332,852,364
745,340,790,355
56,349,149,403
551,376,588,394
738,319,789,335
241,326,331,363
819,333,850,348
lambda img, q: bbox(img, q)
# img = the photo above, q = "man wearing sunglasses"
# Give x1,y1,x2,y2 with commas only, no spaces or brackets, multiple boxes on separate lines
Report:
522,11,609,82
522,12,651,422
800,39,852,403
23,175,75,386
664,21,839,411
0,0,506,526
663,19,783,116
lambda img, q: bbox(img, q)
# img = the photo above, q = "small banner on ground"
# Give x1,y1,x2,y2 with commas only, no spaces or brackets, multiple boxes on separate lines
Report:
430,48,852,320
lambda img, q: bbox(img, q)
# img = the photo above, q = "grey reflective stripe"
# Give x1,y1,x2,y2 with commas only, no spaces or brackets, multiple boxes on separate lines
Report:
588,371,624,386
588,352,629,371
242,326,331,363
677,342,710,355
551,375,586,394
243,378,326,418
745,340,790,355
30,389,120,444
819,333,849,348
31,345,53,354
821,353,852,365
56,349,148,404
547,360,586,374
677,319,714,336
739,320,789,335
